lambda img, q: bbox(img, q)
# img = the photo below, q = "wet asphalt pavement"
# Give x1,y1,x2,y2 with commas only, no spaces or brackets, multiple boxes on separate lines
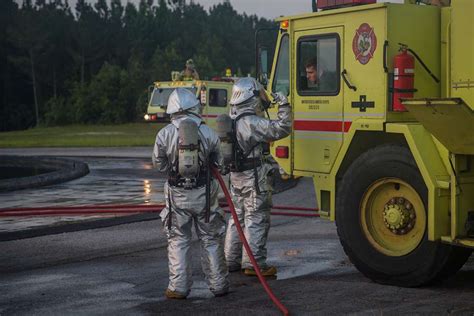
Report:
0,156,164,237
1,148,474,315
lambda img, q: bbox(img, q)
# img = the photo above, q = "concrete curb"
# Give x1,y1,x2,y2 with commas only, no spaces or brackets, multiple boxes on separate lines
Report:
0,156,89,192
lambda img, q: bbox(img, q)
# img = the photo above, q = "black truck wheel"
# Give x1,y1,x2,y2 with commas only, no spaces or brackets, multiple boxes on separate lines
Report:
336,144,471,287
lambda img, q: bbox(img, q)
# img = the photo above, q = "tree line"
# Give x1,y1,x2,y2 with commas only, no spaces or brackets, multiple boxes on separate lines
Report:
0,0,276,131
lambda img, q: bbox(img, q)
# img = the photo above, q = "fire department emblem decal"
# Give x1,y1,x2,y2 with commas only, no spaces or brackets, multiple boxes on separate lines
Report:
352,23,377,65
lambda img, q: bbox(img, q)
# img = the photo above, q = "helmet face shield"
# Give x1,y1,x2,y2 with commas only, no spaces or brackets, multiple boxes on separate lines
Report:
230,77,263,106
166,88,200,115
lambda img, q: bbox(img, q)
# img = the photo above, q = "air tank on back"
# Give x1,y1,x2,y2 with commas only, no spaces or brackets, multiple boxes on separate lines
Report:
178,119,200,181
216,114,234,167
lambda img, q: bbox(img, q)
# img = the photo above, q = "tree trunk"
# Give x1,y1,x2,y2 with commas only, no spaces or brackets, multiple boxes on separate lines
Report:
29,48,39,127
53,65,57,99
2,56,8,131
81,47,85,87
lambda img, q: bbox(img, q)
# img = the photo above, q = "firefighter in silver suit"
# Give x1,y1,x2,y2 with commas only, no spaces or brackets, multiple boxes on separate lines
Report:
224,78,291,276
153,88,229,299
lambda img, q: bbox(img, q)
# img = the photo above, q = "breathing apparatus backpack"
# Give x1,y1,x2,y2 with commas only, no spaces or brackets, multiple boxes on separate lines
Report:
166,118,212,226
216,113,270,173
169,118,207,189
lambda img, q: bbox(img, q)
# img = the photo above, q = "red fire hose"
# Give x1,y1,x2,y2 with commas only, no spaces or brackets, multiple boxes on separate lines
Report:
0,204,165,216
0,204,318,217
0,177,320,314
211,166,289,316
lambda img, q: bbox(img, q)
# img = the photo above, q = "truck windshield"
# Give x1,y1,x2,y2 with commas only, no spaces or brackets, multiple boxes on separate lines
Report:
149,87,197,107
272,34,290,95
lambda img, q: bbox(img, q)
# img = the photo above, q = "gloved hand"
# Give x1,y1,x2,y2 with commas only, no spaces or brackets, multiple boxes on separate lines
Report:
271,92,290,107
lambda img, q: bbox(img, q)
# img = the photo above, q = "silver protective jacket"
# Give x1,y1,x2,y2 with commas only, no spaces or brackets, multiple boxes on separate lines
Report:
153,113,228,296
229,98,292,189
225,97,291,270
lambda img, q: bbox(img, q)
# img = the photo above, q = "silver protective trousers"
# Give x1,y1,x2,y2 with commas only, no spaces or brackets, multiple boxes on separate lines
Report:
161,180,229,296
224,170,273,270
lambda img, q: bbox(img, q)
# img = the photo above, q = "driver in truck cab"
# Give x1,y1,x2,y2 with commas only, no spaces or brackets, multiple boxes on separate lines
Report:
304,58,337,92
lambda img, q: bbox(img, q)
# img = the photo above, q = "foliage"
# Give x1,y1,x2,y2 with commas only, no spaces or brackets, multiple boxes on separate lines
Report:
70,62,135,124
0,0,277,131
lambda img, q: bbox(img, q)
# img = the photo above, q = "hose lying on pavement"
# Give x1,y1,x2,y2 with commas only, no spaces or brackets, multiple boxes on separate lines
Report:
0,172,313,314
0,205,166,216
0,204,319,218
211,166,289,316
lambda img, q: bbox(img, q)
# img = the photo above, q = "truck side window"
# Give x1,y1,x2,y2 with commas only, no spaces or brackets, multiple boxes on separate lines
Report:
297,35,339,96
150,88,173,107
272,34,289,95
209,89,227,107
150,87,197,107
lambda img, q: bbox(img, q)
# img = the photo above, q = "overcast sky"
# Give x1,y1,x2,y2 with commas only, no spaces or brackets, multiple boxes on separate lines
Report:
65,0,404,20
196,0,311,19
197,0,403,19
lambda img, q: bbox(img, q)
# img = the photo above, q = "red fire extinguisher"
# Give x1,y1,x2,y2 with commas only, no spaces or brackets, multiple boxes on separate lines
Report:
393,47,415,111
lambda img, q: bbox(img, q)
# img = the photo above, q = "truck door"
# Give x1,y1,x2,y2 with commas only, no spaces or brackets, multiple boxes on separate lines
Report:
293,27,344,173
270,32,292,174
207,86,229,117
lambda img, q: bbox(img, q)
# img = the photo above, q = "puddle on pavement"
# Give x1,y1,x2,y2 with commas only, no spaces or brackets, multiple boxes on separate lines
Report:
0,158,166,209
268,239,349,280
0,158,167,233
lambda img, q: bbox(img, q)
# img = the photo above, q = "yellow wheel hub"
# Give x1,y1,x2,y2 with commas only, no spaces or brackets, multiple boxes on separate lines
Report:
361,178,426,257
385,206,403,227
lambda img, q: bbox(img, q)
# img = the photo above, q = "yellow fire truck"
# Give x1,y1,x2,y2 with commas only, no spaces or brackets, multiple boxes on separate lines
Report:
144,79,234,130
264,0,473,286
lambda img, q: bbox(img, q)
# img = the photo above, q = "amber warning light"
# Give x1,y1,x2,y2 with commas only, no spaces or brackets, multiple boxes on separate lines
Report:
276,146,289,158
280,20,289,29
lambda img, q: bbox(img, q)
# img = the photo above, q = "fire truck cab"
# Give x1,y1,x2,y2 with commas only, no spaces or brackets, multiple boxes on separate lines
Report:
266,0,473,286
144,79,234,130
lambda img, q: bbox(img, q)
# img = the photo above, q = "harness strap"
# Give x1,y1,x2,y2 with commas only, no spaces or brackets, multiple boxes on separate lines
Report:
232,113,268,174
167,185,172,230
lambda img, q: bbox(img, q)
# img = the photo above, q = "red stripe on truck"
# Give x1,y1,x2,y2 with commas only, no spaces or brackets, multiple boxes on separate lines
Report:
294,120,352,133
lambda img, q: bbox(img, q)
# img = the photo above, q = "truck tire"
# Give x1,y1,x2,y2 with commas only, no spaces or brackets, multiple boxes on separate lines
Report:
336,144,472,287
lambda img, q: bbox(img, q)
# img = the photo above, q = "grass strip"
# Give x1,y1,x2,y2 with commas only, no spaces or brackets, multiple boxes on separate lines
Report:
0,123,166,147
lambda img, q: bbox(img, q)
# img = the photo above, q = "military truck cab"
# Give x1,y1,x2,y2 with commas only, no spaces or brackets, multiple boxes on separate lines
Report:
144,79,234,130
266,0,473,287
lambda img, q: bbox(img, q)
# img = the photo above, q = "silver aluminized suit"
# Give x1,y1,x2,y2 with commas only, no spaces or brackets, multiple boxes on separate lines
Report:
224,98,291,271
153,113,229,297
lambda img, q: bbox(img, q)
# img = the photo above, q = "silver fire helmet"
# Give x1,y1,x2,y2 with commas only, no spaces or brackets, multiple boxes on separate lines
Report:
229,77,263,106
166,88,200,115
